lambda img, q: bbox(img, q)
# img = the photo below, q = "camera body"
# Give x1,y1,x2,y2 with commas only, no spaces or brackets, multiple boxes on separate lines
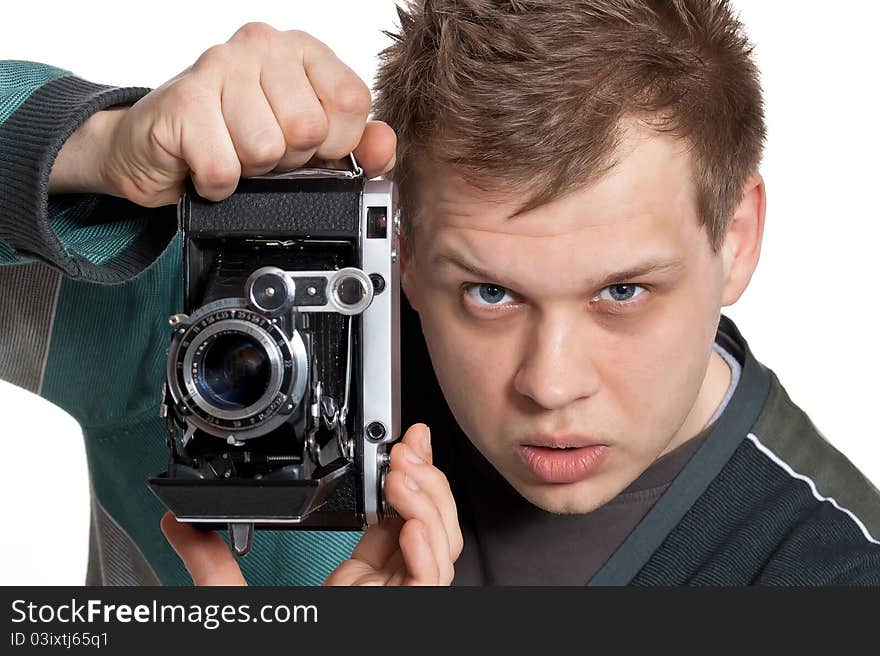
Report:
148,163,400,555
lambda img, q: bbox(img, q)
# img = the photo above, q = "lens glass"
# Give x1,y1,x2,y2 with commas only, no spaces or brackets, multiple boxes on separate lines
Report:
196,332,271,410
336,276,366,306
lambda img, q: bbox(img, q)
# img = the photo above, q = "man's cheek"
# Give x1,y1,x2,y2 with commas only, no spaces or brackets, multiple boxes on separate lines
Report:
604,337,687,424
431,334,511,425
442,346,504,400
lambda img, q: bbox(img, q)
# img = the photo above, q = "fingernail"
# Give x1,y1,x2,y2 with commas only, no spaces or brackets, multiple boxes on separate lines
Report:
404,444,424,464
404,474,420,491
422,426,432,454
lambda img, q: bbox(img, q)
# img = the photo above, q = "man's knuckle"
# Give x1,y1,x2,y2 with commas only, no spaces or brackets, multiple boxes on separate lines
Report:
333,78,372,116
283,110,329,148
233,21,277,46
195,44,230,71
286,29,309,44
197,158,240,189
240,128,285,166
287,29,324,53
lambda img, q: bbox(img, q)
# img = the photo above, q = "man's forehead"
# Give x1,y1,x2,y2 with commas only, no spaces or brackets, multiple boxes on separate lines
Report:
429,213,683,281
417,122,698,241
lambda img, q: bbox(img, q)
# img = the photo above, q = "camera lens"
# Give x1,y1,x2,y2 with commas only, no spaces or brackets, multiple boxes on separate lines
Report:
196,332,271,410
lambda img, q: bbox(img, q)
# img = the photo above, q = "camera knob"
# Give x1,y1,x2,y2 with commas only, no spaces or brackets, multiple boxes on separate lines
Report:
246,267,295,316
378,454,398,519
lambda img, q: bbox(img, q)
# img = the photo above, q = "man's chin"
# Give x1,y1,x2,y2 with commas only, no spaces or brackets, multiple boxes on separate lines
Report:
509,476,621,515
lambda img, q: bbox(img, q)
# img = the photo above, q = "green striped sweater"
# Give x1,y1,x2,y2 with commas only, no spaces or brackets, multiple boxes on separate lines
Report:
0,60,362,585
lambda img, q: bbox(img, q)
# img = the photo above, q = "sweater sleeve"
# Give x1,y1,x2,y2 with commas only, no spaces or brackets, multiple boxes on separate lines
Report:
0,60,177,283
0,61,181,426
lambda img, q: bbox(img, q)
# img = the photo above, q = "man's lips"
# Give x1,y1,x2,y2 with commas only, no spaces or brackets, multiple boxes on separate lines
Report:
522,434,606,449
518,435,609,484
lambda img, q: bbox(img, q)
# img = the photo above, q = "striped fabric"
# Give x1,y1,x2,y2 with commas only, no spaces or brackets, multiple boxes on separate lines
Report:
0,61,362,585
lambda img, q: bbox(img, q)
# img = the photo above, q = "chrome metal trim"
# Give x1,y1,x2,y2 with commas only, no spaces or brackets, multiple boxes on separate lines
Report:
360,178,401,525
166,298,309,441
328,268,373,315
182,319,285,422
177,516,307,524
251,153,363,181
246,266,295,316
271,268,375,315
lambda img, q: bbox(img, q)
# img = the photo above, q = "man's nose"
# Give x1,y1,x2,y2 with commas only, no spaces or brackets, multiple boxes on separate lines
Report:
512,311,600,411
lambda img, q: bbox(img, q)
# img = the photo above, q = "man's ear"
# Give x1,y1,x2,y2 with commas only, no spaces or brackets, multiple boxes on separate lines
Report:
398,235,421,313
720,172,766,307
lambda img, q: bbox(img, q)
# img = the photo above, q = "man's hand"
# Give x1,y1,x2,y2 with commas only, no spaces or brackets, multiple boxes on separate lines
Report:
49,23,396,205
160,424,464,586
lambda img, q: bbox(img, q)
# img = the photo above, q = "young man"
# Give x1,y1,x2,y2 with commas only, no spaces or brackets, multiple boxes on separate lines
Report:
1,1,878,586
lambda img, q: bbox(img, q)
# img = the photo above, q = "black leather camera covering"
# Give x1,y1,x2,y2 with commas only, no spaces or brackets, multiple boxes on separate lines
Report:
149,174,369,531
182,177,362,239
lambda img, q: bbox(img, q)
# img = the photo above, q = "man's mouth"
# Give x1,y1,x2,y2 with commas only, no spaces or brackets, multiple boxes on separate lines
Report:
517,435,609,484
522,434,606,449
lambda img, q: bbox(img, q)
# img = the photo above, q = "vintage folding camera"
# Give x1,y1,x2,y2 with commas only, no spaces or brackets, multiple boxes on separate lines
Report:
148,157,400,556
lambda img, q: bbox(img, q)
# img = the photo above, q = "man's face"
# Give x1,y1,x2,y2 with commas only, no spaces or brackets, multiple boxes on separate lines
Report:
402,124,735,514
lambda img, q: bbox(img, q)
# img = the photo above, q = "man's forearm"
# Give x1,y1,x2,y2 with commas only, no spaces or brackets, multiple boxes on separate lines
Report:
48,107,126,196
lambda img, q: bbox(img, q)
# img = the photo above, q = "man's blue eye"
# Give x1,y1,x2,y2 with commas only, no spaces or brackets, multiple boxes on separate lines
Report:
466,283,514,306
598,284,645,302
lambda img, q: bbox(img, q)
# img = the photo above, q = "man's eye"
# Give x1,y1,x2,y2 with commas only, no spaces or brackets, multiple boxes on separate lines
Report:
465,283,515,306
596,284,646,303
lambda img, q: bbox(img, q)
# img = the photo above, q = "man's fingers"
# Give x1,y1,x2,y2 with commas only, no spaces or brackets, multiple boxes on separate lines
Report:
399,520,441,585
301,38,372,161
220,78,286,178
175,98,241,201
401,423,432,464
160,512,247,586
261,54,328,171
353,121,397,178
295,119,396,178
384,467,455,584
392,429,464,561
347,516,404,570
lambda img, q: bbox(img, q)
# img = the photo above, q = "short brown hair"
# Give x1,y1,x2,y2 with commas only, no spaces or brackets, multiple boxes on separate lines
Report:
372,0,765,251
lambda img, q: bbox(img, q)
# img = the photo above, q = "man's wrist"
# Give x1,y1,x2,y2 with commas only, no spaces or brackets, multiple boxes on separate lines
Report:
48,107,127,197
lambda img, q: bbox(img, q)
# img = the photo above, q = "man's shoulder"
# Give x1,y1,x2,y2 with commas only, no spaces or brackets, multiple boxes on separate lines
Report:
748,370,880,547
634,368,880,586
741,371,880,584
684,369,880,585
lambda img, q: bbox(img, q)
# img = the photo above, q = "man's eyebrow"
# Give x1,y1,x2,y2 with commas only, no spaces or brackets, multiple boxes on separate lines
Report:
432,252,499,282
593,258,686,288
432,251,685,289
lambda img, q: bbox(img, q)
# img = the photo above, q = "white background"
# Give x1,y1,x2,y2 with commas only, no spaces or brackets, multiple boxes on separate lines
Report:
0,1,877,584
